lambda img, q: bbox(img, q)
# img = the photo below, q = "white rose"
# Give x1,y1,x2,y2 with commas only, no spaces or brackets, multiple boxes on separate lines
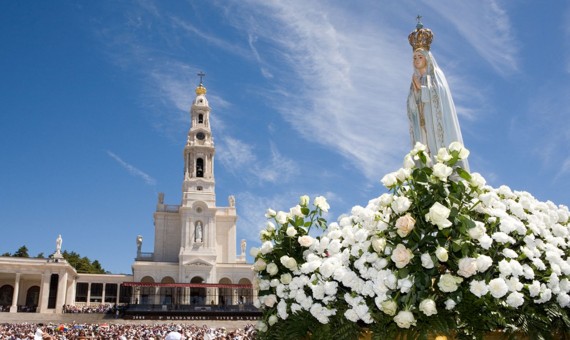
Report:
394,310,416,329
313,196,330,212
476,255,493,272
253,258,267,271
457,257,478,278
395,214,416,237
391,244,414,269
286,226,298,237
506,292,525,308
488,278,509,298
263,294,277,307
256,321,268,332
266,221,276,231
432,163,453,182
425,202,452,230
419,299,437,316
478,234,493,250
266,263,279,276
468,222,486,240
403,154,415,169
280,256,298,270
250,247,260,257
438,274,463,292
298,235,315,247
469,280,489,297
371,236,387,253
275,211,288,224
449,141,470,159
435,247,448,262
392,196,412,214
436,148,452,163
379,193,393,207
421,253,434,269
381,172,398,187
265,209,276,218
470,173,486,188
268,315,278,326
395,168,411,182
380,299,398,316
260,241,274,254
444,299,456,310
299,195,310,206
280,273,292,284
289,205,303,218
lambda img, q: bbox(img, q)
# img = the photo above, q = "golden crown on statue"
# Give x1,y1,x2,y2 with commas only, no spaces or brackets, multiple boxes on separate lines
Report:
408,15,433,51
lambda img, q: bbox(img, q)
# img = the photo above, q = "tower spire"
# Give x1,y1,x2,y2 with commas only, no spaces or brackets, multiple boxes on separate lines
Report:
195,71,207,95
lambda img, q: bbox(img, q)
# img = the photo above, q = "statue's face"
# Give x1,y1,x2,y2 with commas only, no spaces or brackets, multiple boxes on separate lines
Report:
413,51,427,70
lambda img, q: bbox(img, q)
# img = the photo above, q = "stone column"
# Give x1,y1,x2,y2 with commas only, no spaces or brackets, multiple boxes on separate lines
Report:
9,273,21,313
116,284,121,305
86,282,91,306
66,277,76,305
38,272,51,313
55,271,67,313
101,283,106,305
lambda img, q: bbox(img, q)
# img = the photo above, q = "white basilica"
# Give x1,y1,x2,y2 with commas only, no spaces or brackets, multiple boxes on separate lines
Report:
0,80,254,314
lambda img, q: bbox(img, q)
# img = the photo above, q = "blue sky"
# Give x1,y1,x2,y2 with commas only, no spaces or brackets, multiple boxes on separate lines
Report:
1,1,569,274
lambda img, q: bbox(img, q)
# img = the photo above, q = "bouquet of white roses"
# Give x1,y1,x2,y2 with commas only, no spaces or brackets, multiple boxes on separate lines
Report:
252,142,570,340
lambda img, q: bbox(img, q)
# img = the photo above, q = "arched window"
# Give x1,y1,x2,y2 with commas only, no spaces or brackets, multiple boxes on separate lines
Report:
198,114,204,124
196,158,204,178
0,284,14,306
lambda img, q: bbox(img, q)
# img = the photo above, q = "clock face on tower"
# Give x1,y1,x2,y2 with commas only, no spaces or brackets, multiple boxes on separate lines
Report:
196,132,205,140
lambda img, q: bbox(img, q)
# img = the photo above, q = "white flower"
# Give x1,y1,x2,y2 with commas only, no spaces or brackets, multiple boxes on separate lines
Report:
266,263,279,276
398,277,413,294
395,214,416,237
280,256,298,270
478,234,493,249
457,257,478,278
436,148,452,163
299,195,310,206
250,247,260,257
390,244,414,268
503,248,518,259
268,314,278,326
488,278,509,298
379,300,398,316
253,259,267,271
476,255,493,272
260,241,274,254
286,226,298,237
314,196,330,212
435,247,448,262
419,299,437,316
256,321,268,332
433,163,453,182
280,273,292,284
394,310,416,329
298,235,315,247
557,293,570,308
426,202,452,229
265,209,276,218
403,154,415,169
444,299,456,310
289,205,303,218
371,236,387,253
395,168,412,182
468,222,486,240
470,172,486,188
449,141,470,159
469,280,489,297
263,294,277,307
506,292,525,308
421,253,435,269
275,211,288,224
381,172,398,187
392,196,412,214
438,274,463,292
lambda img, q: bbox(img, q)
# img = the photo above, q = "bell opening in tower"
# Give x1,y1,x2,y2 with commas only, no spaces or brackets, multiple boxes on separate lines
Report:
196,158,204,178
198,114,204,124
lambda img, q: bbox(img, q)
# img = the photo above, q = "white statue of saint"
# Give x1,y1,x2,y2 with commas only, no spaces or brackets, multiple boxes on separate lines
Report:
136,235,143,253
55,234,62,254
406,19,469,171
195,221,203,242
240,239,246,255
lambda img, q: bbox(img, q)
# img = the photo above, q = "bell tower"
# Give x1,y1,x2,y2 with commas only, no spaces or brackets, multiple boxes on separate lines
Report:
182,72,216,207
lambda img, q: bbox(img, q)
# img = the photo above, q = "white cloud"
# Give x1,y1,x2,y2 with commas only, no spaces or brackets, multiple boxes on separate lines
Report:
107,151,156,186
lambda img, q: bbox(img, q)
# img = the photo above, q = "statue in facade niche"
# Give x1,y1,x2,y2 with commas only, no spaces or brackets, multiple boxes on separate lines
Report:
195,221,203,242
136,235,143,253
406,17,469,171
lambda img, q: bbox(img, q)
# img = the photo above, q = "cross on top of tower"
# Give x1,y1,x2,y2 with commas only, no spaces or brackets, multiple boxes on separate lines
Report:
197,71,206,85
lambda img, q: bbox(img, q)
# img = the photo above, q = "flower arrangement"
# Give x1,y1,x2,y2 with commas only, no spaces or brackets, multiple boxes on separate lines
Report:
251,142,570,340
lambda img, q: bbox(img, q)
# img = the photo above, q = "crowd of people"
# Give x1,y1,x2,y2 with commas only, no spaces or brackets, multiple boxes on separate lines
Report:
0,322,256,339
62,305,114,314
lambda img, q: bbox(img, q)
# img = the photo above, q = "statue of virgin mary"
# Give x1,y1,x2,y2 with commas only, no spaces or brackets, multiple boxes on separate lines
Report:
406,18,469,171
